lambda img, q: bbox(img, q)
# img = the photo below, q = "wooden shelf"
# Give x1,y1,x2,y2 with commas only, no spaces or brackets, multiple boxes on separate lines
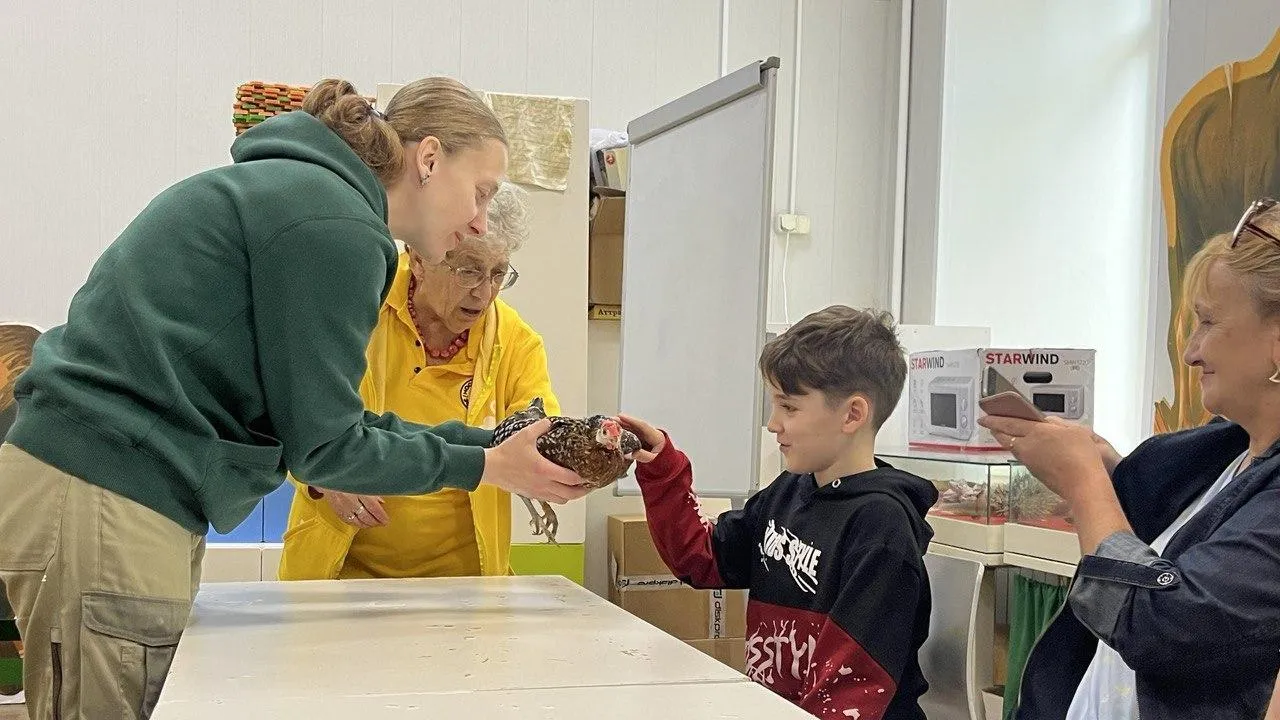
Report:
926,541,1005,568
1004,523,1081,566
1003,552,1077,578
877,445,1017,466
926,514,1005,555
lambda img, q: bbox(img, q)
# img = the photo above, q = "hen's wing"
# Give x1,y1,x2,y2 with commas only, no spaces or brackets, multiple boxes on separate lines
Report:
490,397,548,447
490,398,559,543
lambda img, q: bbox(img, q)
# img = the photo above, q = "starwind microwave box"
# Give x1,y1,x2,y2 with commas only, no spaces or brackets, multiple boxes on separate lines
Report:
907,348,1095,450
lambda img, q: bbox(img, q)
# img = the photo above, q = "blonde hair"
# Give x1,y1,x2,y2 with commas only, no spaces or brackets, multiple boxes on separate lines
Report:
1185,204,1280,317
302,77,507,184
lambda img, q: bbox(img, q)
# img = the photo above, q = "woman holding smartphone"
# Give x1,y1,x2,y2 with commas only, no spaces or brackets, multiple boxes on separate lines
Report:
980,198,1280,718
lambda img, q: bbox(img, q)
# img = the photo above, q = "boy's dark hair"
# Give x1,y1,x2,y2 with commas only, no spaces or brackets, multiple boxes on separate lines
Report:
759,305,907,429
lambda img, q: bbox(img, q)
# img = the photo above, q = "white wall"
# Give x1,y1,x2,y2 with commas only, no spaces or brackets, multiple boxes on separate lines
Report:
930,0,1165,454
0,0,906,599
760,0,904,324
0,0,732,330
0,0,900,398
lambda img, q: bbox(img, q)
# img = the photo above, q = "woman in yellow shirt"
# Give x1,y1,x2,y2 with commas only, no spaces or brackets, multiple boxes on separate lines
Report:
278,183,558,579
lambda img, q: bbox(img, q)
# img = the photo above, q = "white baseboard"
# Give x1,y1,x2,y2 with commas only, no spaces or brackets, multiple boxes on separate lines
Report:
202,543,285,583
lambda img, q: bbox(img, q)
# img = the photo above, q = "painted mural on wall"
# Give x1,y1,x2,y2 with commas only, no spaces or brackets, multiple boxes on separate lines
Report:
1155,27,1280,433
0,323,41,439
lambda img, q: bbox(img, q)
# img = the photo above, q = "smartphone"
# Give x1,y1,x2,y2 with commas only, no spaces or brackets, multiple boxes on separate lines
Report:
978,390,1047,422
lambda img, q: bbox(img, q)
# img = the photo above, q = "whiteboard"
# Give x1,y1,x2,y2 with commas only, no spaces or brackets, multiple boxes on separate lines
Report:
615,59,779,499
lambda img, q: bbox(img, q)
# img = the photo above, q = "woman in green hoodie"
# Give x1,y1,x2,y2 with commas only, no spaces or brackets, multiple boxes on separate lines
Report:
0,77,589,720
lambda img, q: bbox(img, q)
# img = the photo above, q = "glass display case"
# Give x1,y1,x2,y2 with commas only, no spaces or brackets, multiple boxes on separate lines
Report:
1005,466,1081,567
1008,466,1072,531
875,447,1018,556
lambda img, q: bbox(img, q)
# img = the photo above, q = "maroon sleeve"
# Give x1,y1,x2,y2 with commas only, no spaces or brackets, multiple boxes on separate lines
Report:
797,619,898,718
634,434,760,590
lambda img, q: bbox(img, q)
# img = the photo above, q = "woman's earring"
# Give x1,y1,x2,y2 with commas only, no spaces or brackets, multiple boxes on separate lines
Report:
419,174,430,188
1270,363,1280,384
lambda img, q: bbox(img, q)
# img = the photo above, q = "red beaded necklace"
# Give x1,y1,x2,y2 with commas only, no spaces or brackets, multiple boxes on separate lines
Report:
407,274,470,362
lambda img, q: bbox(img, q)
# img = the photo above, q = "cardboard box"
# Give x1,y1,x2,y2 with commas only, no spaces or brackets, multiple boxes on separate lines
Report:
907,348,1095,450
603,147,629,190
727,635,745,672
589,191,624,306
608,515,747,640
688,637,746,672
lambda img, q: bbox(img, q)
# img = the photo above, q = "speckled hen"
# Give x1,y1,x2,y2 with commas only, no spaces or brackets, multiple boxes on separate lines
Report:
489,397,641,543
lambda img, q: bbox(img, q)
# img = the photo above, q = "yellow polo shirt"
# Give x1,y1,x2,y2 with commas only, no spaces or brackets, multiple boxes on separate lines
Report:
278,252,560,581
340,325,486,578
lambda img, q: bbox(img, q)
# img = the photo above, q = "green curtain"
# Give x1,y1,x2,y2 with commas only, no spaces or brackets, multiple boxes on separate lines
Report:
0,638,19,694
1003,574,1069,719
0,579,19,694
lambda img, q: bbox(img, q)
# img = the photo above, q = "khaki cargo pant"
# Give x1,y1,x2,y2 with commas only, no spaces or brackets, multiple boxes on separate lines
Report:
0,443,204,719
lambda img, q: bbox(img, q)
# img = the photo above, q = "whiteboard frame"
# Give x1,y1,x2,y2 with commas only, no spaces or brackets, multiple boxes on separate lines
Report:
614,58,780,500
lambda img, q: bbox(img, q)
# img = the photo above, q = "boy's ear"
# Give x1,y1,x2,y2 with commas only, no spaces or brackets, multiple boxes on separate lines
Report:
843,395,873,434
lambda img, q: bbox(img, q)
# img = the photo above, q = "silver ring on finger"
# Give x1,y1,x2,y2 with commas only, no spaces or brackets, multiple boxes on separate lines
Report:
355,504,367,515
345,513,358,522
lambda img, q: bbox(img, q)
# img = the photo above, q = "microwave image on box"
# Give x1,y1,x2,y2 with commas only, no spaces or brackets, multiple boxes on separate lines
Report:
924,376,975,440
908,347,1095,451
1027,384,1086,420
1009,466,1073,531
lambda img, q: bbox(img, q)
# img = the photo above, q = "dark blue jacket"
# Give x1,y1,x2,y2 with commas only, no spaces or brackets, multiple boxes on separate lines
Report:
1014,419,1280,719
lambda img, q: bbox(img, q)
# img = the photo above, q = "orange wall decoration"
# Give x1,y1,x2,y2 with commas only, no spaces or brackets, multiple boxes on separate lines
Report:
1156,27,1280,433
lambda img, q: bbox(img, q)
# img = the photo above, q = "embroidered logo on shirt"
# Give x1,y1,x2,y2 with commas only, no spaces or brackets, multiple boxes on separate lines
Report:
460,379,473,409
758,520,821,594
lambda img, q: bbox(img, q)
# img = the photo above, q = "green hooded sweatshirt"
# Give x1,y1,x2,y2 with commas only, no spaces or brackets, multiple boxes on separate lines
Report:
7,111,492,535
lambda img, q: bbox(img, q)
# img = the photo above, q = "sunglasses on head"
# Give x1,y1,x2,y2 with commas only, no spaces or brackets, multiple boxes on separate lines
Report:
1231,197,1280,249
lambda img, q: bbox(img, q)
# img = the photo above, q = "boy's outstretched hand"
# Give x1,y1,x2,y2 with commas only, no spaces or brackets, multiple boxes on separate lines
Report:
617,415,666,463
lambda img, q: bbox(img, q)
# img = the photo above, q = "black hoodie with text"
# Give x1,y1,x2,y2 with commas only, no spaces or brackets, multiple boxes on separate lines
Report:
635,438,937,720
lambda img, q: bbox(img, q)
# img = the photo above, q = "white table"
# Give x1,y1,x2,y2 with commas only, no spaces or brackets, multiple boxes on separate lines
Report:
152,575,813,719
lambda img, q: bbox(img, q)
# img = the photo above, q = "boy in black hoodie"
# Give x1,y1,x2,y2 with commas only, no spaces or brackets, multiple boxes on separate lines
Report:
621,305,936,720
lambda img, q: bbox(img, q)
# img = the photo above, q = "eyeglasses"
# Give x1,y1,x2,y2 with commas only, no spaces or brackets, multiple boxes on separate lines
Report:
1231,197,1280,249
438,261,519,290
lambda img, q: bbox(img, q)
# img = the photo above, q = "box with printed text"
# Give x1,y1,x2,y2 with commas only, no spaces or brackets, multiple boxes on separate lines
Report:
907,348,1095,450
687,637,746,673
607,515,747,641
